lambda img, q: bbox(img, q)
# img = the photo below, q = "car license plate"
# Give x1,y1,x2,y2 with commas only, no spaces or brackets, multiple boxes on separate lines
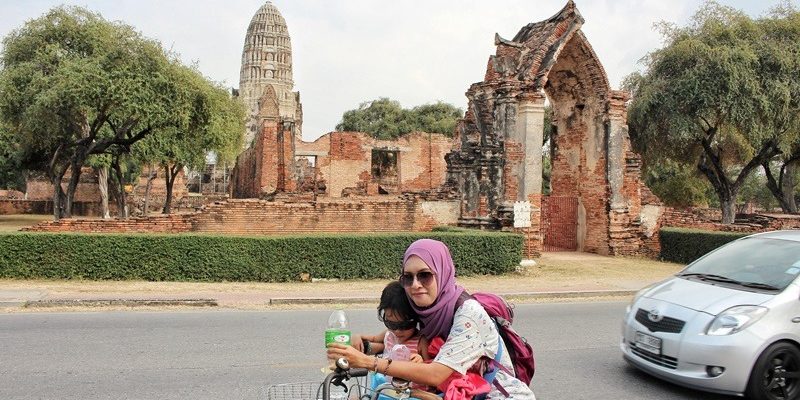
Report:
635,331,662,355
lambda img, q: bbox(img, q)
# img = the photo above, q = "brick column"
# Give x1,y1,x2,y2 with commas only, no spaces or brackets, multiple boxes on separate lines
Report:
606,90,639,255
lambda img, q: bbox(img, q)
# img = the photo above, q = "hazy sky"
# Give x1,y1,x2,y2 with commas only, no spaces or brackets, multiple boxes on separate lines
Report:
0,0,791,140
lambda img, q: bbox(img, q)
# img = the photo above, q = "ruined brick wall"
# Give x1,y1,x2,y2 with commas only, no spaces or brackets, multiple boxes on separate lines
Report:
323,132,368,197
231,119,282,198
232,147,259,198
25,168,101,202
192,198,458,234
23,214,193,233
398,133,453,192
0,200,116,217
0,190,24,199
546,33,613,255
548,105,609,254
297,131,452,198
131,168,187,198
23,197,460,235
446,2,660,257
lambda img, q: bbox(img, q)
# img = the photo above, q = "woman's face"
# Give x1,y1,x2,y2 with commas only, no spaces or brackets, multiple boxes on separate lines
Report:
402,256,438,308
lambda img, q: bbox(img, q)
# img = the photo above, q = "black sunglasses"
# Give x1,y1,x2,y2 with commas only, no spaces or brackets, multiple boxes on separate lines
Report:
383,319,417,331
399,271,435,288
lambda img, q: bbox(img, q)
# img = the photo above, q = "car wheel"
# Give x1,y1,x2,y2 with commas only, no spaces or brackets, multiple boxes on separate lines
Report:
746,342,800,400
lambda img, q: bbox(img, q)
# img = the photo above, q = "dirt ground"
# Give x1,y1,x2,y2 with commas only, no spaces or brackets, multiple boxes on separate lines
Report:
0,252,683,300
0,214,51,232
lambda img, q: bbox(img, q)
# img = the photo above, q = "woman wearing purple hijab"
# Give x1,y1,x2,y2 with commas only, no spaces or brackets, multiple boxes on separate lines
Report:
327,239,535,399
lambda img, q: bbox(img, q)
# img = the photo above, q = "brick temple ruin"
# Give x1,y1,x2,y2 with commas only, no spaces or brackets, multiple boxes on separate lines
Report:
444,1,663,256
16,1,668,258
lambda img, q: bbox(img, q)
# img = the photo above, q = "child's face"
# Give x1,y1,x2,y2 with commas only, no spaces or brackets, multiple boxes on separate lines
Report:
383,309,416,343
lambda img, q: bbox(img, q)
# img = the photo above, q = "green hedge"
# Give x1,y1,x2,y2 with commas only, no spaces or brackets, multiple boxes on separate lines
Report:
0,232,523,282
659,227,749,264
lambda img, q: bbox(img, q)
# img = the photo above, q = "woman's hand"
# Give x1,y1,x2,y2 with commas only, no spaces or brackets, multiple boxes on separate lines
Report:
326,343,372,369
409,353,423,363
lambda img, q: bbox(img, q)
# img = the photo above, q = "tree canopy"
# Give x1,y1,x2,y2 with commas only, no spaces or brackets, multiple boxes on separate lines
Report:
132,63,244,213
0,6,243,218
626,1,800,222
336,98,462,140
0,122,24,191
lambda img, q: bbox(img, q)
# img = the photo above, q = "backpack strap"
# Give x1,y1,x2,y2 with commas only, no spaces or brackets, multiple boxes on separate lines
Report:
454,290,473,311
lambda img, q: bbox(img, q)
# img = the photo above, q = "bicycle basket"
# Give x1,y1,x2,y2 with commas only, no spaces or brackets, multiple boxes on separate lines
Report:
265,381,369,400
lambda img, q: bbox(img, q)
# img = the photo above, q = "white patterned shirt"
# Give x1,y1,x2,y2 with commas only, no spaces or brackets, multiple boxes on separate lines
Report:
433,299,536,400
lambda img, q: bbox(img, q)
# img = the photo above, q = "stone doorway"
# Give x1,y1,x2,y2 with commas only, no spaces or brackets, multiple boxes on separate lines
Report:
446,1,654,258
542,196,578,251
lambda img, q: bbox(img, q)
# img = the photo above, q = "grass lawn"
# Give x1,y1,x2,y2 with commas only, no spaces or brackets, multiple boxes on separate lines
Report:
0,214,51,232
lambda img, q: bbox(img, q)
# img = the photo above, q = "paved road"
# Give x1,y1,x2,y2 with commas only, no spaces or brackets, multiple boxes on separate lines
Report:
0,302,738,400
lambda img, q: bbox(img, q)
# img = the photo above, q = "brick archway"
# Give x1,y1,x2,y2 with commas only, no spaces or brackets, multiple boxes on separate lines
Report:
447,1,654,258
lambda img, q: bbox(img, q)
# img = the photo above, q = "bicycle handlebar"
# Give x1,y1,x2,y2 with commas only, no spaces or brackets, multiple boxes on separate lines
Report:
321,367,368,399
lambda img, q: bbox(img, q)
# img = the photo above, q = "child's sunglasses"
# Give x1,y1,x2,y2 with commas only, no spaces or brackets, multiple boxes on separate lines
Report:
399,271,435,288
383,319,417,331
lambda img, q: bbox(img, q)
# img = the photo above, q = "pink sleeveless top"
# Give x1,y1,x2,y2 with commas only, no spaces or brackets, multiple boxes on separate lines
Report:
383,331,421,356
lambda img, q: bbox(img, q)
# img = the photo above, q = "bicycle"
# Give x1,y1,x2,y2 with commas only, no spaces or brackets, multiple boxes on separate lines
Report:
265,358,440,400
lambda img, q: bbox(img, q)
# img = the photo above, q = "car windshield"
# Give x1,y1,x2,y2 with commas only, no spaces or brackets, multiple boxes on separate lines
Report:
681,237,800,291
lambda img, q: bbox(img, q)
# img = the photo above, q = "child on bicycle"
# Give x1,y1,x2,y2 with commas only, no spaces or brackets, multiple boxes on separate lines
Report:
353,281,427,362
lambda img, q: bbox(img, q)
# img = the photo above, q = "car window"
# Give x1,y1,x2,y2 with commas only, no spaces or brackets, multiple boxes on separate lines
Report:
684,237,800,291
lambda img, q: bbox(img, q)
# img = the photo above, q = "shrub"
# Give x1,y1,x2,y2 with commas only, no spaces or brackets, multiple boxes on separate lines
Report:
659,228,748,264
0,232,523,282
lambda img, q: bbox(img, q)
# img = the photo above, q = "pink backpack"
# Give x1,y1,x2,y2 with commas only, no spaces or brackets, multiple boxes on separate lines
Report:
456,292,536,386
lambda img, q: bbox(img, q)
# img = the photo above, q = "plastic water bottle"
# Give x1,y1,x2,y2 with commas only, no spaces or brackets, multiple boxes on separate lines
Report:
325,310,351,370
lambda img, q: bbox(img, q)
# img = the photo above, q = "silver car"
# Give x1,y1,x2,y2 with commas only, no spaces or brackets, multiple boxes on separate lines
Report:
621,230,800,399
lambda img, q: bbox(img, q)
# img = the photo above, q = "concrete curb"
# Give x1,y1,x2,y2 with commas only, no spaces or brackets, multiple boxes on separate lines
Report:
269,297,378,305
503,289,637,300
269,290,637,305
25,299,218,308
6,290,637,309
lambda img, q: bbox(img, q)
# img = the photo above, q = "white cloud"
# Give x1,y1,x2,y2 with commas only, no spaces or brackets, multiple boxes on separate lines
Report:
0,0,791,140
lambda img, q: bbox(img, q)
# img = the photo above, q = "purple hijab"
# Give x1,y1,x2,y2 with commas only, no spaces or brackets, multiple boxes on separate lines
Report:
403,239,465,340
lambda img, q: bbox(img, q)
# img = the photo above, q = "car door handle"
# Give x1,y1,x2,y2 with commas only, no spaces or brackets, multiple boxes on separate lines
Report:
792,317,800,323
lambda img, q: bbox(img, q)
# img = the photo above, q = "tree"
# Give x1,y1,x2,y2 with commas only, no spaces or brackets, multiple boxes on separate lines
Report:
738,171,778,212
763,149,800,213
409,102,462,136
0,123,25,191
336,98,462,139
0,6,180,220
132,63,244,214
626,1,800,223
758,4,800,213
642,160,714,207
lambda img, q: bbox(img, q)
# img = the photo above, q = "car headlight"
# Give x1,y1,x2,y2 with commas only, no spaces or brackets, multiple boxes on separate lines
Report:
706,306,768,336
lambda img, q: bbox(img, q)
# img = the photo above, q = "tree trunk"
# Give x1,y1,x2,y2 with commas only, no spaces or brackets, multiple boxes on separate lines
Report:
143,163,157,216
763,158,799,214
720,192,737,224
50,173,67,221
782,162,798,213
162,163,181,215
98,166,111,219
63,145,91,219
111,156,127,219
48,146,68,221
